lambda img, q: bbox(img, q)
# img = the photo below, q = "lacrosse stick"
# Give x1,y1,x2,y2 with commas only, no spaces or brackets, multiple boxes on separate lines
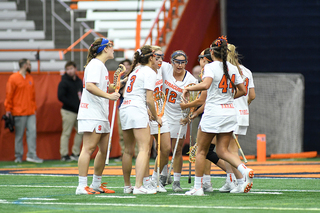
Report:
233,132,247,163
105,64,126,165
166,102,190,185
187,85,200,183
153,91,166,192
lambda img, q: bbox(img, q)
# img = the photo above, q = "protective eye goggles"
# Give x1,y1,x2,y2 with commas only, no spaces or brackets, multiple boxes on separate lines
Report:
198,54,211,62
97,42,113,48
155,53,164,61
172,59,188,65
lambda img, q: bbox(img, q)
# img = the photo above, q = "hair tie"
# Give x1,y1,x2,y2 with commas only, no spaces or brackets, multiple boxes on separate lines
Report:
137,49,142,55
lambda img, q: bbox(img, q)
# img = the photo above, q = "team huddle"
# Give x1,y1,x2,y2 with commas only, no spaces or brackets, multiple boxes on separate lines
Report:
75,36,256,196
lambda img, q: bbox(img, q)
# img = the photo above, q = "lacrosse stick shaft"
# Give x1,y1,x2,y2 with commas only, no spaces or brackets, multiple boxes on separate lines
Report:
105,101,117,165
188,121,192,183
232,132,247,163
157,124,161,191
166,125,182,184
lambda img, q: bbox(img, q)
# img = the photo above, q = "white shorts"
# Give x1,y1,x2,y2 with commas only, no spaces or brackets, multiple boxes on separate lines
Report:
168,122,188,139
199,115,237,133
234,125,248,135
120,106,149,130
150,116,170,135
78,119,110,134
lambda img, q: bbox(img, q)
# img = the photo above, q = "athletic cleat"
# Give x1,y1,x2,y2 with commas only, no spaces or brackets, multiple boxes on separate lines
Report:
90,182,115,193
203,182,214,192
230,184,244,193
133,186,157,195
150,180,167,192
219,181,236,192
238,168,254,193
185,187,204,196
76,186,100,195
172,181,183,192
123,185,134,194
160,174,173,186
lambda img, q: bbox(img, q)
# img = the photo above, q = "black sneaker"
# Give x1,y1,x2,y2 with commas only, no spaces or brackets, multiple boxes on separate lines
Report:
70,154,79,161
61,155,71,161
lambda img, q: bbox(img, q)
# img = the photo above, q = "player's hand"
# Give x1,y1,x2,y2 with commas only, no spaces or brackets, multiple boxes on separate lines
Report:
180,117,189,126
156,117,162,127
109,92,120,101
181,89,189,103
189,112,198,120
180,101,188,110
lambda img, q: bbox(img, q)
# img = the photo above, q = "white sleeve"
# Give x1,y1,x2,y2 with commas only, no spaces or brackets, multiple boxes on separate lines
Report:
202,64,214,80
86,61,101,84
234,70,243,85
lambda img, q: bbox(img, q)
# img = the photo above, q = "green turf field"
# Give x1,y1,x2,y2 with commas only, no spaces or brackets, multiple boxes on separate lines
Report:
0,159,320,213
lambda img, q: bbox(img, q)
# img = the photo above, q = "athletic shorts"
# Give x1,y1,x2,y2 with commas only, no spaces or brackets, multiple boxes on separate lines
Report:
120,106,149,130
150,116,170,135
168,122,188,139
78,119,110,134
234,125,248,135
199,115,237,133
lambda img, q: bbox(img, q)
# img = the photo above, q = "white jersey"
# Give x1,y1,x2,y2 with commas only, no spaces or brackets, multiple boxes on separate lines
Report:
234,65,255,126
161,61,198,123
154,68,163,93
120,65,157,109
77,58,110,121
202,61,243,117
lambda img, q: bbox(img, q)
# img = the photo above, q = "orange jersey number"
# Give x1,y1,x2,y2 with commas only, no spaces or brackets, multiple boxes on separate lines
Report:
218,74,235,93
165,88,177,104
126,75,136,93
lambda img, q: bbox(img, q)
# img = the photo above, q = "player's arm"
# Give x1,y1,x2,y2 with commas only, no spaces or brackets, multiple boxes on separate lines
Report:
234,83,246,99
86,82,120,101
180,90,206,110
146,89,162,126
248,87,256,105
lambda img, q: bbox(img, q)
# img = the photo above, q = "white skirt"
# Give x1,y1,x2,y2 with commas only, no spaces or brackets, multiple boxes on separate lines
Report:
150,116,170,135
234,125,248,135
78,119,110,134
120,106,149,130
167,122,188,139
199,115,237,133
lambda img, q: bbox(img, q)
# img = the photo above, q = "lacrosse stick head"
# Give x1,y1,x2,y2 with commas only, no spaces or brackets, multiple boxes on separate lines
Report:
184,83,201,114
187,142,198,163
114,64,126,92
153,91,166,118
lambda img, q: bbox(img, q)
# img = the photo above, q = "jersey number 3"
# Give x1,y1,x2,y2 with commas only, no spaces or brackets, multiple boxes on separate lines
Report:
126,75,136,93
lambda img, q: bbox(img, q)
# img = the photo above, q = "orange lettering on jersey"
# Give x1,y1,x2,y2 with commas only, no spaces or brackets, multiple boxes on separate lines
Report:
164,80,183,93
122,100,131,105
239,109,249,115
98,125,102,131
105,76,109,80
155,79,163,86
80,103,89,108
221,104,234,109
135,68,140,73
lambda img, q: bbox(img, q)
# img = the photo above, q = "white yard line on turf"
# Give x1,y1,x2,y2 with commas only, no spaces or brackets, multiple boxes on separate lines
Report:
0,199,319,211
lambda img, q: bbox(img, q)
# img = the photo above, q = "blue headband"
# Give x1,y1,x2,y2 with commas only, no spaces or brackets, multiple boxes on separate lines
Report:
96,38,109,54
171,51,187,59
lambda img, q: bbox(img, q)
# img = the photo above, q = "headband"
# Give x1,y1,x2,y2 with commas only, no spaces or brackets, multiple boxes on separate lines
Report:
96,38,110,54
171,51,187,59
